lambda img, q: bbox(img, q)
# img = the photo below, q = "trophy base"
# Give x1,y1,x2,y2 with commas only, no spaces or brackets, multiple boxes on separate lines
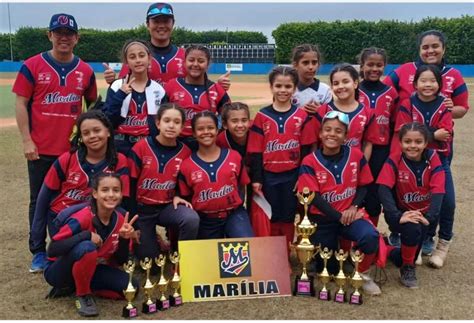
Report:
318,290,331,301
122,306,138,318
334,292,346,303
293,276,315,297
170,295,183,307
349,293,363,305
142,302,157,314
157,299,170,311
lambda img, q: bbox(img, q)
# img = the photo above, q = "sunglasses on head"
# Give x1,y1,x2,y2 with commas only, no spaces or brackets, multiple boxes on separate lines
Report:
322,110,350,126
147,7,173,16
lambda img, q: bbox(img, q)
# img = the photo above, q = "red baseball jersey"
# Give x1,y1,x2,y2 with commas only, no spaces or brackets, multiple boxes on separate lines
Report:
119,45,186,85
298,145,373,216
165,77,230,137
128,136,191,205
315,102,375,149
394,95,453,156
384,61,470,111
52,205,125,264
216,129,248,163
247,105,317,173
178,148,249,213
44,151,130,214
376,149,445,213
359,82,399,145
12,52,97,156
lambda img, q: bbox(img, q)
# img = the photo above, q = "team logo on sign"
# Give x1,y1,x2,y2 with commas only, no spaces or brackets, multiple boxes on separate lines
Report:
218,241,251,278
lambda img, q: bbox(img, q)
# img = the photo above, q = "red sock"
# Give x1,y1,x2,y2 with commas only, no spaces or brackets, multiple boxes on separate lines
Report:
401,244,418,265
73,250,97,296
94,290,124,300
359,252,376,273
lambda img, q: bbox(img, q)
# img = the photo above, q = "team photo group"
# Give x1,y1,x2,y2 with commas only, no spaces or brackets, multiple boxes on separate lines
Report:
11,1,470,318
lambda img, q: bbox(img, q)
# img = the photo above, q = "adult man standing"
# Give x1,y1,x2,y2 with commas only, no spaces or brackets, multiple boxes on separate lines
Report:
13,13,98,272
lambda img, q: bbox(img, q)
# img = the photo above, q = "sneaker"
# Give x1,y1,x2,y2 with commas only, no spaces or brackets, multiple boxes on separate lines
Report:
75,295,99,317
387,233,401,248
429,239,451,269
421,236,435,256
360,272,382,296
46,286,75,299
29,252,47,273
415,252,423,266
400,264,418,288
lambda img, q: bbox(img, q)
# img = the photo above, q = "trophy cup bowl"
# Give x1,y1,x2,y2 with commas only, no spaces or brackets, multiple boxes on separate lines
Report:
122,259,138,318
349,250,365,305
155,254,170,311
334,249,348,303
169,251,183,306
140,257,157,314
318,247,333,301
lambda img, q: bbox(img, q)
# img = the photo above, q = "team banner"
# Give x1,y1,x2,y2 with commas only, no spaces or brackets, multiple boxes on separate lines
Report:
179,236,292,302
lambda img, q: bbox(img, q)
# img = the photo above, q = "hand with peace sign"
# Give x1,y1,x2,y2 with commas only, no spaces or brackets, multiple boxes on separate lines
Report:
120,74,136,95
103,62,116,85
119,212,139,240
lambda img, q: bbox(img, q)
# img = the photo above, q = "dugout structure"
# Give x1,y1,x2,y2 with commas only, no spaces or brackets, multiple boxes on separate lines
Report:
182,44,276,64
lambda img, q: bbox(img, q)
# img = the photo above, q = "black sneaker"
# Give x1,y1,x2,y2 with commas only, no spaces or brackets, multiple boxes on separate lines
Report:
46,286,75,299
75,294,99,317
400,265,418,289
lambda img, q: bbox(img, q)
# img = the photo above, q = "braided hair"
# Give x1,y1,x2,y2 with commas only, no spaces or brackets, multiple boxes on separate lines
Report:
357,47,388,78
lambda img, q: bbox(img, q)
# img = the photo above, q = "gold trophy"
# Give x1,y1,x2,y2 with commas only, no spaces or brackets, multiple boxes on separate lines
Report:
293,187,318,297
122,259,138,318
169,252,183,306
155,254,170,311
318,247,333,301
140,257,157,314
334,249,348,303
349,250,364,305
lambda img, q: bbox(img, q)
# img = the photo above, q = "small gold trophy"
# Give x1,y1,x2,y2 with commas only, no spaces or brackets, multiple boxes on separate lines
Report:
318,247,333,301
334,249,348,303
155,254,170,311
293,187,318,297
122,259,138,318
140,257,157,314
349,250,365,305
169,252,183,306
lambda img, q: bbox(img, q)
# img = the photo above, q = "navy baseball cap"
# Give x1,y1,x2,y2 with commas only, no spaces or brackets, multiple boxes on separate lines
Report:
146,3,174,20
49,13,78,32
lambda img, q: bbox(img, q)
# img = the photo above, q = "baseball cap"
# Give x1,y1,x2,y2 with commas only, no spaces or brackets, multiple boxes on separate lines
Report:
49,13,78,33
146,3,174,20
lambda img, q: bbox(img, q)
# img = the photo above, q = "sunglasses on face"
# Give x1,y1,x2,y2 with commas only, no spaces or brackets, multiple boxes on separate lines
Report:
322,110,350,126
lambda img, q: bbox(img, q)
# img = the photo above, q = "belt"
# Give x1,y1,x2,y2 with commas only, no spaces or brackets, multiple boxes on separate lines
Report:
114,133,145,143
200,209,234,219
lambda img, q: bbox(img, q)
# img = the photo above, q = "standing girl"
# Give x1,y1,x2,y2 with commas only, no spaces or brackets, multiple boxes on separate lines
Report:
393,65,453,268
128,103,199,266
358,48,399,227
247,66,317,247
44,173,138,317
298,111,381,295
165,45,231,150
291,44,332,114
178,112,254,239
104,39,167,156
377,123,445,288
30,110,130,269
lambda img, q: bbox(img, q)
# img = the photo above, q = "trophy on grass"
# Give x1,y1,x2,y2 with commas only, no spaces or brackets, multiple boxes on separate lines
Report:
122,259,138,318
318,247,333,301
155,254,170,311
334,249,348,303
349,250,364,305
293,187,318,297
140,257,157,314
169,251,183,306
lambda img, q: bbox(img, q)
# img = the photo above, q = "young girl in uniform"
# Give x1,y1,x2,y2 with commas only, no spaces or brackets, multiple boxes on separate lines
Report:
165,45,231,150
104,39,167,156
247,66,317,248
44,173,138,317
377,123,445,288
298,111,381,295
357,48,399,227
291,44,332,114
30,110,129,263
393,65,453,268
128,103,199,266
216,102,251,160
178,111,254,239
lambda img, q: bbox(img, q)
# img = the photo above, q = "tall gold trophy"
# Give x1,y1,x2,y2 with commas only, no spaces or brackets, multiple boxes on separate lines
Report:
169,252,183,306
318,247,333,301
140,257,157,314
293,187,318,297
122,259,138,318
155,254,170,311
349,250,364,305
334,249,348,303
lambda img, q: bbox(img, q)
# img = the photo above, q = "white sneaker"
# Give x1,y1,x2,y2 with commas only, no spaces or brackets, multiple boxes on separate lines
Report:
429,239,451,269
360,272,382,296
415,252,423,266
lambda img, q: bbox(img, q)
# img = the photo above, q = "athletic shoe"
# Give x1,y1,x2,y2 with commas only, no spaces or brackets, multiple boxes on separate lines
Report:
421,236,435,256
29,252,47,273
428,239,451,269
387,233,401,248
46,286,75,299
415,252,423,266
75,295,99,317
360,272,382,296
400,264,418,288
